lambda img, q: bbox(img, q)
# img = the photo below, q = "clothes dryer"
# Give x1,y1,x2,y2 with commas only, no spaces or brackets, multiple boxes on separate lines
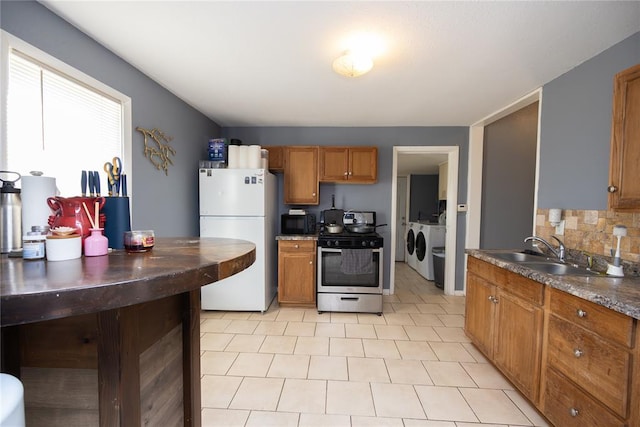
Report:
405,222,417,271
415,224,446,280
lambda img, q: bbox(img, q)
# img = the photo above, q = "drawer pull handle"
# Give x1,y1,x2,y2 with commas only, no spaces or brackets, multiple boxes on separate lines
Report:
341,297,359,301
574,349,584,358
576,309,587,318
569,408,579,417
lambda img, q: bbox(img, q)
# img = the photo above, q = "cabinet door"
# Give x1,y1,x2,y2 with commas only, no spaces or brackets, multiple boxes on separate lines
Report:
278,243,316,306
284,146,318,205
319,147,349,182
493,290,543,402
349,147,378,183
608,63,640,211
264,146,284,172
464,273,496,358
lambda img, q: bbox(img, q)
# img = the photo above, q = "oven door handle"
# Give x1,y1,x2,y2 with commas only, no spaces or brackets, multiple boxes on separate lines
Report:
319,248,382,253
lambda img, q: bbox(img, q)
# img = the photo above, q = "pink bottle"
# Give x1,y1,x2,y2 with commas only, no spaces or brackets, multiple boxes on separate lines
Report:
84,228,109,256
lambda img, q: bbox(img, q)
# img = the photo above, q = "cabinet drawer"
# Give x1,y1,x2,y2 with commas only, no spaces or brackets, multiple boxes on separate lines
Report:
279,240,316,252
504,271,544,306
549,288,634,347
467,257,508,284
543,368,625,427
547,314,631,417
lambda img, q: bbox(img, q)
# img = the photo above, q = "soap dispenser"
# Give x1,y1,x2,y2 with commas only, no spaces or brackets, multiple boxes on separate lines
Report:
606,225,627,277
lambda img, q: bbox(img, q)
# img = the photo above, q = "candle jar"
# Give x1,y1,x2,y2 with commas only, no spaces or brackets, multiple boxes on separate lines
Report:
84,228,109,256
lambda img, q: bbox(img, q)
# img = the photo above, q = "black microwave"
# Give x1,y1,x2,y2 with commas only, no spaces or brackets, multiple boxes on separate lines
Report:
281,214,316,235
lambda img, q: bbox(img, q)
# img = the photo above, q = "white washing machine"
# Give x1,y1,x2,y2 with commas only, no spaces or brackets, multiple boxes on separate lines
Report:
415,224,446,280
405,222,417,271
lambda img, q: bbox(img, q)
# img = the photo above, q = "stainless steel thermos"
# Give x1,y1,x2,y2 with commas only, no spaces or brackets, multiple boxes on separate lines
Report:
0,171,22,253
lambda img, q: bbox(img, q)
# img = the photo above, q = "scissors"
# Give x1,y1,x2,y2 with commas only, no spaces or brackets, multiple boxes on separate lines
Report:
104,157,122,196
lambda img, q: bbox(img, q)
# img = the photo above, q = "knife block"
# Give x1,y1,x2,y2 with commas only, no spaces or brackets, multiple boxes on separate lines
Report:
103,197,131,249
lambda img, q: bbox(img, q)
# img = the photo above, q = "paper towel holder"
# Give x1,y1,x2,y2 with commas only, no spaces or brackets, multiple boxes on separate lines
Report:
548,208,565,235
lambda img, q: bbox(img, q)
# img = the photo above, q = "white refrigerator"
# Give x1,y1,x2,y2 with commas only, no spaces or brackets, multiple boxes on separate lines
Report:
199,168,277,312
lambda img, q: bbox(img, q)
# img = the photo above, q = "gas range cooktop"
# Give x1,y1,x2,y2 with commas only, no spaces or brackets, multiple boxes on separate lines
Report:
317,230,384,249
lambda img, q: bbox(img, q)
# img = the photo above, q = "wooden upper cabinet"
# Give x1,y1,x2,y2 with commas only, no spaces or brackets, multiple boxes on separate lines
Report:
608,63,640,211
319,146,377,183
263,146,284,172
284,146,319,205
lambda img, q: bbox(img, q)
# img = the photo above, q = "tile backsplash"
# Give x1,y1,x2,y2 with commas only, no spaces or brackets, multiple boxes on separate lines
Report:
535,208,640,263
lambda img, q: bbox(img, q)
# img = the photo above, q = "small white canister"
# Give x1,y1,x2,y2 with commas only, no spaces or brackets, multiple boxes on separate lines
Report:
46,234,82,261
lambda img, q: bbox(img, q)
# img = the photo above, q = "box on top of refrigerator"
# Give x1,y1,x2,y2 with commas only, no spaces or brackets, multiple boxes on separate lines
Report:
208,138,227,165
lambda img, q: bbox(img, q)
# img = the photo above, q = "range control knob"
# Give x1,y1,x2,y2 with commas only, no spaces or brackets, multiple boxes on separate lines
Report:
334,240,339,247
362,241,367,247
370,241,376,247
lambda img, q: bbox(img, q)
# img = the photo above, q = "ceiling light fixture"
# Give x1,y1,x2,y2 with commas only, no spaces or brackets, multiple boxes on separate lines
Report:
332,50,374,77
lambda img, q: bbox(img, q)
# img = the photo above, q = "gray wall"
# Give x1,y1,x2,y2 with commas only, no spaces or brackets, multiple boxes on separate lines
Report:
481,102,538,249
409,175,439,223
1,1,221,236
538,32,639,209
221,127,469,291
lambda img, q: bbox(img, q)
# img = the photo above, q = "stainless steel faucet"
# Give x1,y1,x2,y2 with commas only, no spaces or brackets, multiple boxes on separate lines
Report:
524,235,566,262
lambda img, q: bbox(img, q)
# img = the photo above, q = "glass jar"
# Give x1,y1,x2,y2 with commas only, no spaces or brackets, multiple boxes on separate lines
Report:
23,234,46,260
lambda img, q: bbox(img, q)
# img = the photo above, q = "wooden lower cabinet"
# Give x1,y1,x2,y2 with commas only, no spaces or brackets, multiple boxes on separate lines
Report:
493,290,543,400
464,272,496,358
541,288,636,426
465,255,639,427
465,257,543,403
277,240,316,307
543,368,625,427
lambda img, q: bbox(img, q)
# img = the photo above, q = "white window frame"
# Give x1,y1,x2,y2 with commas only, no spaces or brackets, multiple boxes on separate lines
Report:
0,30,133,198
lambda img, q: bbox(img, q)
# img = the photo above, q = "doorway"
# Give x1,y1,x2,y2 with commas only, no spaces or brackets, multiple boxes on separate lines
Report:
389,146,459,296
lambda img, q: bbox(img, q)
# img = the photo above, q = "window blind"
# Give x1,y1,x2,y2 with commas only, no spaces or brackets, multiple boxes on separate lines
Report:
7,50,123,196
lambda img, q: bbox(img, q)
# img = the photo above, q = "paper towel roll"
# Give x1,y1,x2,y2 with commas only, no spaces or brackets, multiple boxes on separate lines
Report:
21,174,57,232
238,146,250,168
228,145,240,168
248,145,261,169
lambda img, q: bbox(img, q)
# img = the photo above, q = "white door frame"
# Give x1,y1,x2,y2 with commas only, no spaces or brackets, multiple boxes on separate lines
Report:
389,146,459,296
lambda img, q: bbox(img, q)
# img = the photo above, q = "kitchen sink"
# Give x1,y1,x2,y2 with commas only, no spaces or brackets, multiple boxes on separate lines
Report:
489,252,551,263
520,262,599,276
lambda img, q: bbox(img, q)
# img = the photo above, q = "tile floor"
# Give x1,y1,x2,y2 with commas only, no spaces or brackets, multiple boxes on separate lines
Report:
199,262,550,427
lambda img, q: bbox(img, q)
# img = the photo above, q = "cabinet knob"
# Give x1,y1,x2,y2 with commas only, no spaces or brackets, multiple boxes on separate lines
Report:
294,244,299,249
309,261,313,265
344,172,348,176
576,309,587,318
569,408,579,417
607,185,618,193
487,296,498,304
574,348,584,358
348,171,353,176
312,192,316,197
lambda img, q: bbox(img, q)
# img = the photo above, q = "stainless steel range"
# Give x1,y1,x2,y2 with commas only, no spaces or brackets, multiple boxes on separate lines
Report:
317,211,384,315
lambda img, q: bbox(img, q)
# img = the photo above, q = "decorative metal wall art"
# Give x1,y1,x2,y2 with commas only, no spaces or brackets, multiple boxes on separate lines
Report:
136,127,176,175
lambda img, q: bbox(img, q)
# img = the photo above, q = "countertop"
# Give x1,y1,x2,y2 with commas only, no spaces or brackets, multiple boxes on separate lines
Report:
276,234,318,241
467,249,640,320
1,237,256,326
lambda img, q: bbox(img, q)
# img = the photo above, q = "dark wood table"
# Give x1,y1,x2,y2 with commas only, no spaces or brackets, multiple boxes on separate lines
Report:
1,237,255,427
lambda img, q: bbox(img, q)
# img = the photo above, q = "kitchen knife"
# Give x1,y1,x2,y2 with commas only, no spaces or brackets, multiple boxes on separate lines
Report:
93,171,101,196
88,170,94,196
121,174,127,197
81,170,87,196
